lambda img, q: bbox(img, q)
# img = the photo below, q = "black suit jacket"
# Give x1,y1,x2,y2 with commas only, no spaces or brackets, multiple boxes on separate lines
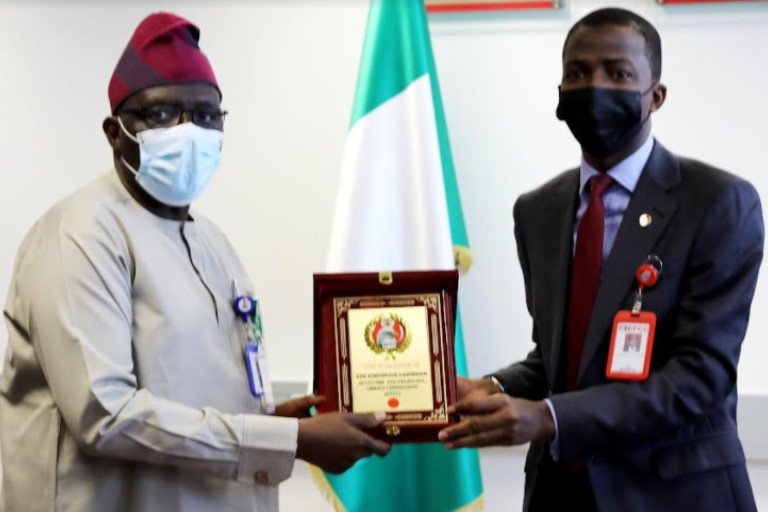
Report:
493,141,764,512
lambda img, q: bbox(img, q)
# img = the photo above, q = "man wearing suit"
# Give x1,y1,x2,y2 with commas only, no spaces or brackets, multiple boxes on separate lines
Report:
438,8,763,511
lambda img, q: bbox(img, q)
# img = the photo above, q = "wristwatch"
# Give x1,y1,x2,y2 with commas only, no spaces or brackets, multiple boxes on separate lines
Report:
486,375,506,394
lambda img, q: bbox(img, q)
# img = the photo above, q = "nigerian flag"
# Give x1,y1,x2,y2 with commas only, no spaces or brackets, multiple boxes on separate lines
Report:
315,0,483,511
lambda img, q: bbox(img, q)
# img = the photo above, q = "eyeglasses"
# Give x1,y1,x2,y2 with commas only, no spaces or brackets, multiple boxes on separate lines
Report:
119,104,228,129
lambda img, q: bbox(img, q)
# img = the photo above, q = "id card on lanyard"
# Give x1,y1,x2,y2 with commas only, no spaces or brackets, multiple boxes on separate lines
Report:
232,280,275,413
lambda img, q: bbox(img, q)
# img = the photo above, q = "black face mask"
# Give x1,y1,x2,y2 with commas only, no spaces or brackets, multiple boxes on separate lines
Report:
556,86,653,159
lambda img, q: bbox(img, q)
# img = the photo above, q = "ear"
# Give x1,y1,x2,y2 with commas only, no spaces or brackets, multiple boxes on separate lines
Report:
103,117,120,150
650,83,667,113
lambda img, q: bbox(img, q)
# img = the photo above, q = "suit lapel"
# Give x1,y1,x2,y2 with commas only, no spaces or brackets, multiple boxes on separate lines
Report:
577,142,681,386
544,171,579,390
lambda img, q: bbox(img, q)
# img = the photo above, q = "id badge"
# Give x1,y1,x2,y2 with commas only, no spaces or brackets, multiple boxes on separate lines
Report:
244,343,275,413
245,343,263,396
606,310,656,381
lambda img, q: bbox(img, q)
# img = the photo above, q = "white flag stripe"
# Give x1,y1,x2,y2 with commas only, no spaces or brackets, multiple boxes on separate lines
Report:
327,74,454,272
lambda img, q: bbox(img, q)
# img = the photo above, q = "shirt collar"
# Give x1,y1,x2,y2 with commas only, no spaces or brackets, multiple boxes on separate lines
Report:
579,135,655,196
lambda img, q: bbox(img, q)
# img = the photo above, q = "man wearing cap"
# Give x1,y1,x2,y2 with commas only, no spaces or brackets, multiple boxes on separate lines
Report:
0,12,389,512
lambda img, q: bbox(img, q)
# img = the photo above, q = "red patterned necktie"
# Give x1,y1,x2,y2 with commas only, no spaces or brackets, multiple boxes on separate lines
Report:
566,174,614,391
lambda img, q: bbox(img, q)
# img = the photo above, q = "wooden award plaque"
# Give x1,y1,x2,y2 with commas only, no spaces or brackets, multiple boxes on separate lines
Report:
313,270,459,443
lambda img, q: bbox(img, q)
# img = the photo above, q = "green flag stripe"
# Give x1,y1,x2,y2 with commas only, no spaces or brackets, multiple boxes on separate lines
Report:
325,374,482,511
430,78,469,248
453,308,469,377
349,0,431,127
421,3,469,248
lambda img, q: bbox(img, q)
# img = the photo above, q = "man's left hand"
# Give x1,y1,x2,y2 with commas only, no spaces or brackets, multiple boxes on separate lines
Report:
438,394,554,449
274,395,326,418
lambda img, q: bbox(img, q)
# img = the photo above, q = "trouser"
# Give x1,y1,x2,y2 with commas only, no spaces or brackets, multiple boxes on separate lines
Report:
525,462,599,512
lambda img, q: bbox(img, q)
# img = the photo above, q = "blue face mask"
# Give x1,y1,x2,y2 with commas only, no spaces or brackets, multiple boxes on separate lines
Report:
118,117,223,207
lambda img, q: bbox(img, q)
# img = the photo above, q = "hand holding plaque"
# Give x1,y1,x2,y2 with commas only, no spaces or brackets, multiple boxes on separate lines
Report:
313,270,460,442
296,411,391,473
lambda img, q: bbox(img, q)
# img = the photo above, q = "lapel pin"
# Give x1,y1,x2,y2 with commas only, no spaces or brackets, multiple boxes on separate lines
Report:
639,213,652,228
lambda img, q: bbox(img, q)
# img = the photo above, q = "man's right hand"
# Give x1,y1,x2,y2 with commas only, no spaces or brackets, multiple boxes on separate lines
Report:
296,412,391,474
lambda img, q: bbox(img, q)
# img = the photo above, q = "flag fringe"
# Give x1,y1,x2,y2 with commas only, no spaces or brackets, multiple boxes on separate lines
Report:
309,465,348,512
309,464,484,512
453,494,485,512
454,245,474,274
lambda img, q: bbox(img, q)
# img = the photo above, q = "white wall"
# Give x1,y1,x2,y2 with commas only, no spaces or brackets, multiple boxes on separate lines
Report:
1,0,767,509
4,0,766,393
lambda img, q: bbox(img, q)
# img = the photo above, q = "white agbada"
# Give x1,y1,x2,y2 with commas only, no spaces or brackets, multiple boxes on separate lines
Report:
0,171,297,512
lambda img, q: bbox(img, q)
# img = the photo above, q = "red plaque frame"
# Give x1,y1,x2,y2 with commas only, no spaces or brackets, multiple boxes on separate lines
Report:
313,270,459,443
426,0,559,12
659,0,761,3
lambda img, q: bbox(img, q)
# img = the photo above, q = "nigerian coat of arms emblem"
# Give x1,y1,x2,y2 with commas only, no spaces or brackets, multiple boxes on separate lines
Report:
364,314,412,359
